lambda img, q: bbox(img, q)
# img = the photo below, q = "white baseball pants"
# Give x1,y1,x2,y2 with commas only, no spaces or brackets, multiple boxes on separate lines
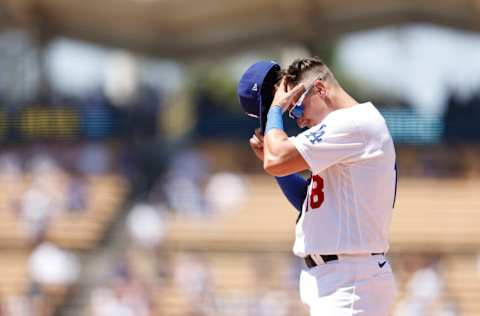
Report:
299,254,397,316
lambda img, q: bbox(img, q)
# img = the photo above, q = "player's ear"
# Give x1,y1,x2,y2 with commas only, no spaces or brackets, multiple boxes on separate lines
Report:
315,80,328,97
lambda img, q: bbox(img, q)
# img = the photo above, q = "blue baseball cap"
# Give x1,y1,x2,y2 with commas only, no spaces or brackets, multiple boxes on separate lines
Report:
237,60,281,132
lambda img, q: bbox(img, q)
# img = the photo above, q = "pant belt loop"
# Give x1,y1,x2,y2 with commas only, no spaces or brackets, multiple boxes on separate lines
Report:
311,254,324,265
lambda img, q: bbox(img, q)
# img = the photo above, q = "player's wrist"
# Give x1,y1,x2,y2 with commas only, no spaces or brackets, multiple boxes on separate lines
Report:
271,104,284,112
271,102,289,113
265,105,284,134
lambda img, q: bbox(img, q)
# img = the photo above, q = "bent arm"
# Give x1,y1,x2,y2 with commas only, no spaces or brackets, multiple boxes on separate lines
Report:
263,128,309,176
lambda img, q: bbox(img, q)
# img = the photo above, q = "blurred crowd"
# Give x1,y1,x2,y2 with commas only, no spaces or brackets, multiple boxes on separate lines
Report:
147,148,248,218
86,243,304,316
3,243,80,316
0,142,113,242
393,256,462,316
0,142,116,316
85,232,466,316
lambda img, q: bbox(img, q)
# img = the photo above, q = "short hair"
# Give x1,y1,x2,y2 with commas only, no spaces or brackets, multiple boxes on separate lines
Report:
283,57,338,87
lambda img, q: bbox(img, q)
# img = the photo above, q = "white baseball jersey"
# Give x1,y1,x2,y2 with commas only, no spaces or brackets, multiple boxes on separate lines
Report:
289,102,396,257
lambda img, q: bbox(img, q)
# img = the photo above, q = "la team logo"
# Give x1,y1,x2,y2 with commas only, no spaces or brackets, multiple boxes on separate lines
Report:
305,124,326,144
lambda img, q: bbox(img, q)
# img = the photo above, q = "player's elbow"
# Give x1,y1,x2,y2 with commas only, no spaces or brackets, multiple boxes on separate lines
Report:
263,141,301,176
264,157,289,177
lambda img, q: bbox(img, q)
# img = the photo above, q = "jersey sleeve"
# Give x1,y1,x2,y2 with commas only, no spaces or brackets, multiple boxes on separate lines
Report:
289,120,365,174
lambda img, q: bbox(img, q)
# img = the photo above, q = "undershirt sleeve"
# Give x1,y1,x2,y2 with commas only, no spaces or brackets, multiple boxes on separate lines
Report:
275,174,309,212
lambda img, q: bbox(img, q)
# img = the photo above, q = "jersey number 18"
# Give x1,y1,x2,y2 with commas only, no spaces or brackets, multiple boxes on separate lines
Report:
309,175,325,209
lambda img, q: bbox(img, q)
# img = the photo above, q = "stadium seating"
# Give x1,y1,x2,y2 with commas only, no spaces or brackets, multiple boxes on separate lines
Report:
390,178,480,251
443,255,480,315
46,175,128,249
0,173,128,314
166,176,480,251
0,251,29,299
165,176,296,251
154,251,308,316
0,174,127,248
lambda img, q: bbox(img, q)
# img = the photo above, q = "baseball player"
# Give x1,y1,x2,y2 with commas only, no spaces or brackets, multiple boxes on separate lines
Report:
238,58,397,315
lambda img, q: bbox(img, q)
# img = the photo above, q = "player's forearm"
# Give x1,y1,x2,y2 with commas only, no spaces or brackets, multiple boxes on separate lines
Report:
264,129,290,159
263,106,307,176
263,130,296,175
263,105,289,173
275,174,308,212
264,131,308,176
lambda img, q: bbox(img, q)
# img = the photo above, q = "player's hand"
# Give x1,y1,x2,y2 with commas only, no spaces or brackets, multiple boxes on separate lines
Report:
249,128,265,161
271,77,306,112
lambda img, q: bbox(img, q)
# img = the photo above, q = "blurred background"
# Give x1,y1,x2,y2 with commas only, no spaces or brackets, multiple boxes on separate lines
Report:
0,0,480,315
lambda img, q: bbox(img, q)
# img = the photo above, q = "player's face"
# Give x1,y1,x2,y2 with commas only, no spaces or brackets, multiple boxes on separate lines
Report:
289,84,329,128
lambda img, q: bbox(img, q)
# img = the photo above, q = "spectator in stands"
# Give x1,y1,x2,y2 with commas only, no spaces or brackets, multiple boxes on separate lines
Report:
28,241,80,286
3,295,33,316
394,256,460,316
19,183,57,242
164,149,210,216
250,256,290,316
77,142,111,174
29,152,59,176
66,171,88,213
17,149,68,241
0,151,24,221
174,254,216,315
126,203,166,249
254,289,288,316
89,259,153,316
204,172,247,214
90,287,121,316
0,151,22,177
2,286,54,316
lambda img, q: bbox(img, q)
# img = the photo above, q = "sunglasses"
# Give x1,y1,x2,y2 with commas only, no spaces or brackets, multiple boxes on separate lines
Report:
288,86,313,120
288,72,326,120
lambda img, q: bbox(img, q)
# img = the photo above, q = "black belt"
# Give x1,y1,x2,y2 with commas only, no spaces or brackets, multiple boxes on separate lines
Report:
304,253,384,268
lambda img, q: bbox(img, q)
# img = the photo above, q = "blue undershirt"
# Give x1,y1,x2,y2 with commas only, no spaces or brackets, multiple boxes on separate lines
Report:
275,174,308,212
